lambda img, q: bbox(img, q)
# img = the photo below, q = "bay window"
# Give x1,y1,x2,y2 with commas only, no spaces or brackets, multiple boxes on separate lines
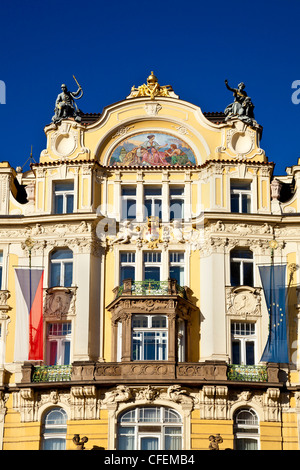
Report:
132,315,168,361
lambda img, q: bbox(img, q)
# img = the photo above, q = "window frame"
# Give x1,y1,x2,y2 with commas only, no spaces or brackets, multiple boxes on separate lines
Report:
131,314,168,361
46,322,72,366
169,186,185,220
53,181,74,214
230,180,252,214
231,322,257,365
230,248,254,287
143,252,162,282
120,252,136,283
233,408,260,450
144,186,162,220
41,407,68,450
50,249,73,288
169,252,185,286
0,250,3,290
121,186,137,220
117,406,183,451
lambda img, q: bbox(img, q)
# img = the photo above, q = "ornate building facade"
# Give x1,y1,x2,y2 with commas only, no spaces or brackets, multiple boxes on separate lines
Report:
0,72,299,450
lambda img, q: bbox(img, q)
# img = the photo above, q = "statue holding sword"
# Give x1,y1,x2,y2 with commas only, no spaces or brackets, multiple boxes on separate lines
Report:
52,75,83,124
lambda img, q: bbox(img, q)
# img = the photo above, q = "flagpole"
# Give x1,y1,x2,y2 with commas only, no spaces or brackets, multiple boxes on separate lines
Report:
24,237,35,357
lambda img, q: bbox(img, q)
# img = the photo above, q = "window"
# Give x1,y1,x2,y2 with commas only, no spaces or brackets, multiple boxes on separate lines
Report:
144,187,162,219
50,249,73,288
118,406,182,450
234,408,259,450
230,248,253,287
46,322,72,365
231,322,256,365
41,407,67,450
120,252,136,283
143,252,161,281
132,315,168,361
54,181,74,214
231,180,251,213
122,187,136,220
170,187,184,220
169,252,185,285
0,251,3,289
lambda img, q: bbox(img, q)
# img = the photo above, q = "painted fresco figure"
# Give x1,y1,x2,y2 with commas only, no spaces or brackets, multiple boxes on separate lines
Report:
52,83,83,124
224,80,256,125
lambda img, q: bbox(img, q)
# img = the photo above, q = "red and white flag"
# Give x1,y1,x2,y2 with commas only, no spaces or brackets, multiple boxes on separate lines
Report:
14,268,44,361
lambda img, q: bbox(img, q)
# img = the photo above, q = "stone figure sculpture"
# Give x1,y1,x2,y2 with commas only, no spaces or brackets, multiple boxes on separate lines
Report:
224,80,256,125
52,76,83,124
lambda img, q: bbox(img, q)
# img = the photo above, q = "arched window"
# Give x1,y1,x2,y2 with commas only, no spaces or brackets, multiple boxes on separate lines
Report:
41,407,67,450
230,248,253,287
50,249,73,287
233,408,259,450
117,406,182,450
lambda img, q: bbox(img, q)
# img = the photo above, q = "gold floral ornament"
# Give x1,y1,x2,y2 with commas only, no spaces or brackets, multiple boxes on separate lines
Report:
127,71,178,99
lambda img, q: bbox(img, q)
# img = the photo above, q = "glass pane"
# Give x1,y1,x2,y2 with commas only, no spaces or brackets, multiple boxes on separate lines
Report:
231,181,251,191
141,437,159,451
121,266,135,283
140,408,160,422
50,263,61,287
170,187,184,196
165,428,182,450
123,199,136,219
231,249,253,260
236,438,258,450
151,316,167,328
154,199,162,219
242,194,251,213
119,435,135,450
144,266,160,281
66,194,74,214
144,199,152,218
55,182,74,192
169,266,184,285
122,188,136,196
144,332,156,360
231,193,239,213
230,261,241,286
0,266,2,290
0,251,3,262
246,341,255,365
170,200,183,219
43,438,66,450
232,341,240,364
243,263,253,286
144,187,162,196
51,250,73,260
63,341,70,365
49,341,57,365
64,262,73,287
55,195,63,214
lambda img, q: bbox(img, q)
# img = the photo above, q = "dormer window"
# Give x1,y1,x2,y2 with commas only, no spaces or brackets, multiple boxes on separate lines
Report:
54,181,74,214
231,180,251,213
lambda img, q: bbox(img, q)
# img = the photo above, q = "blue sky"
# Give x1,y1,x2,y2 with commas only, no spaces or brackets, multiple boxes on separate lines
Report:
0,0,299,175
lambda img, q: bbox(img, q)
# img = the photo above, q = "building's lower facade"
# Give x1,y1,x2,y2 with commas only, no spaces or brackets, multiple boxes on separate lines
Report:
1,73,300,450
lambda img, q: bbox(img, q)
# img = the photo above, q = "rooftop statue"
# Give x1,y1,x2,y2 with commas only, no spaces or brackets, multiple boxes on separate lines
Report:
127,71,178,99
52,76,83,124
224,79,256,126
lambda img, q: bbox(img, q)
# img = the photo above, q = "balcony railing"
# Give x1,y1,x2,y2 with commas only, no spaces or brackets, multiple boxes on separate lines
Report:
227,364,268,382
32,365,72,383
115,278,187,299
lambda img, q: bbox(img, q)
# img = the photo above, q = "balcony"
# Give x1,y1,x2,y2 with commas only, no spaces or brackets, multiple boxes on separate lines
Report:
20,361,280,385
227,364,268,382
113,278,188,300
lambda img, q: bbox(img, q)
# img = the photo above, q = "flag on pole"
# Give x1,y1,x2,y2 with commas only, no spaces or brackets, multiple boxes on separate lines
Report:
259,264,289,363
14,268,44,361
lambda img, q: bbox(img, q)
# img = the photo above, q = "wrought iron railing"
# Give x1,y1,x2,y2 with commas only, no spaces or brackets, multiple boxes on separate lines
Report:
116,279,187,299
32,365,72,382
227,364,268,382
